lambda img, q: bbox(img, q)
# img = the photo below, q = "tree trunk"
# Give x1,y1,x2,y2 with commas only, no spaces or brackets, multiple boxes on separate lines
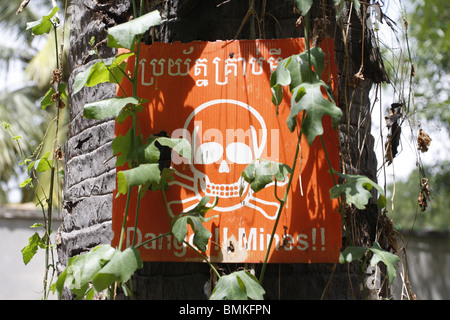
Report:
57,0,390,299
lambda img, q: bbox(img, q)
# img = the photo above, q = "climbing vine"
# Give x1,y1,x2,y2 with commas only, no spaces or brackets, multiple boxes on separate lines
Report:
2,3,68,300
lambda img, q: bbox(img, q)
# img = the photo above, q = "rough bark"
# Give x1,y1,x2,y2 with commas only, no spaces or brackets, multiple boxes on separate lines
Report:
58,0,387,299
56,0,132,299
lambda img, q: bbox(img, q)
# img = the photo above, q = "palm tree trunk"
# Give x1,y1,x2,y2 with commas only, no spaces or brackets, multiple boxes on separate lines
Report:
58,0,389,299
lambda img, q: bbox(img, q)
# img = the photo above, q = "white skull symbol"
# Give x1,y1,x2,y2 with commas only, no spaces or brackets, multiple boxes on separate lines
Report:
183,99,267,211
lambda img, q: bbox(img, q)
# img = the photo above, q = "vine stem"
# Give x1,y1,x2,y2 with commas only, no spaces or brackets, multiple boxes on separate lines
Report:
259,120,304,285
118,186,132,251
118,0,144,252
161,189,172,223
160,189,222,280
136,232,172,249
42,19,63,300
184,240,221,279
260,10,313,286
132,186,142,247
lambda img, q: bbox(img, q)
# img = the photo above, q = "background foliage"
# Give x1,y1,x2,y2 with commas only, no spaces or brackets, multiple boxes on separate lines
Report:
0,0,68,203
379,0,449,232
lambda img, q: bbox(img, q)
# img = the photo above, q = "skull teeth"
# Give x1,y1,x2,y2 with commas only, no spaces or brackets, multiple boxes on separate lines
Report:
205,181,246,198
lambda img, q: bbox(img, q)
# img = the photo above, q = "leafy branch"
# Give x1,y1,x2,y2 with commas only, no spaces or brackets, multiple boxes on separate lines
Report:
6,4,69,300
54,6,224,300
55,8,165,299
339,241,400,284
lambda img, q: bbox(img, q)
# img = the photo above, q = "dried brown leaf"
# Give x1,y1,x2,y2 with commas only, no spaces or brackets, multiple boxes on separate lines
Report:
417,129,432,153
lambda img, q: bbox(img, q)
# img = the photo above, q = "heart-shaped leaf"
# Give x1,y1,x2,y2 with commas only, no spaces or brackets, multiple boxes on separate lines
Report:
171,196,218,252
292,0,313,15
107,10,162,50
339,242,400,285
288,82,342,144
369,242,400,284
143,136,192,164
339,245,368,264
83,97,139,120
210,270,265,300
55,245,117,299
21,232,44,265
241,159,291,193
112,129,132,167
270,47,340,144
55,245,143,299
329,169,386,210
26,6,59,35
72,52,134,94
270,47,326,106
117,163,161,196
34,151,52,172
92,247,143,292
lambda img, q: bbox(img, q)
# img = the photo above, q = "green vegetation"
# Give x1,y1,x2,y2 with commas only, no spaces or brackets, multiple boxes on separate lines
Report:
388,161,450,231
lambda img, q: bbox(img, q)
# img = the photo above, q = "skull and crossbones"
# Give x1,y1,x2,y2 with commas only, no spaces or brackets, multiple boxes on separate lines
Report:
167,99,287,220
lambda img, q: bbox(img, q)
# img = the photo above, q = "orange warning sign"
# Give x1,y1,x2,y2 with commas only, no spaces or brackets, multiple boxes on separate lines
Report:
112,38,341,263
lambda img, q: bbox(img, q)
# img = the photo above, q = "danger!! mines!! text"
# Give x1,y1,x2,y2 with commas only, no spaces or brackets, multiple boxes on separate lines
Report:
127,227,326,258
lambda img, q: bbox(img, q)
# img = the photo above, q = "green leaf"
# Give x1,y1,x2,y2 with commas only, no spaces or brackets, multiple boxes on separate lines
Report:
75,245,117,285
369,242,400,284
30,223,43,228
107,10,162,50
40,84,68,110
339,242,400,285
92,247,143,292
292,0,313,15
171,196,218,252
20,177,32,188
59,83,68,100
288,82,342,144
270,58,292,107
114,135,192,192
339,245,368,264
72,52,134,94
210,270,265,300
34,151,52,172
153,136,192,160
270,48,340,142
270,47,325,99
55,245,141,299
83,97,139,120
241,159,291,193
21,232,43,265
26,6,59,35
26,160,34,174
40,87,55,110
148,167,175,192
112,129,132,167
329,169,386,210
334,0,345,19
116,163,161,196
116,101,144,124
143,135,192,164
55,245,117,299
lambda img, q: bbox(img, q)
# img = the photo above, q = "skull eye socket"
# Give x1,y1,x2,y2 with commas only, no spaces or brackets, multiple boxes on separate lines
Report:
195,142,223,164
226,142,253,164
